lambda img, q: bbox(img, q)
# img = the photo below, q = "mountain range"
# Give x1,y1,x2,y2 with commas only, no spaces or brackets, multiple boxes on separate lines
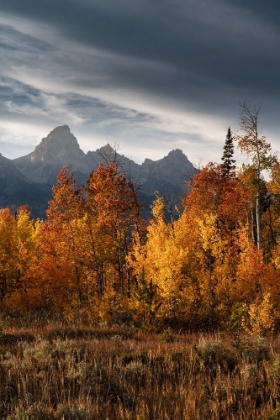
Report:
1,125,196,218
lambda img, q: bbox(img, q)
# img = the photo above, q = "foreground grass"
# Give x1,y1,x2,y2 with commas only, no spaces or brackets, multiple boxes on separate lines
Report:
1,312,280,419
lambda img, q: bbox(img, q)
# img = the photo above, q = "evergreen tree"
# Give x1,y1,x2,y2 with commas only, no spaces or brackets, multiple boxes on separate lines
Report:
221,127,236,176
133,267,161,327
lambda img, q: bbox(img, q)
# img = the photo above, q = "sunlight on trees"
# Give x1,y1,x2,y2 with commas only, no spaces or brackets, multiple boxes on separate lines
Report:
2,107,280,333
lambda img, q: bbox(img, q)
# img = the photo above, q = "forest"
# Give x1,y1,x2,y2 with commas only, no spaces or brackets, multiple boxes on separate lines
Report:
1,103,280,335
3,104,280,418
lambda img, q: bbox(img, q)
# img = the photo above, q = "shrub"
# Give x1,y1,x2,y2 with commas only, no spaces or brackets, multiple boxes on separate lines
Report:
269,402,280,420
55,405,89,420
160,327,174,343
194,338,237,372
7,403,53,420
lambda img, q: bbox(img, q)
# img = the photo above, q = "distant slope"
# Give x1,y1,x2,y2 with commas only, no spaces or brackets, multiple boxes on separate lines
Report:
10,125,196,217
0,153,51,218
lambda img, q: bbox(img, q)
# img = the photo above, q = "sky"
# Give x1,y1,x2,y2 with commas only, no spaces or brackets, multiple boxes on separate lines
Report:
0,0,279,166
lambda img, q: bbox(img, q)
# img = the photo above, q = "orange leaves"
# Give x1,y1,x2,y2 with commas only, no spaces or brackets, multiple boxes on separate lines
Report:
87,163,140,226
3,149,280,331
184,162,251,232
15,162,143,315
47,167,85,222
184,162,223,216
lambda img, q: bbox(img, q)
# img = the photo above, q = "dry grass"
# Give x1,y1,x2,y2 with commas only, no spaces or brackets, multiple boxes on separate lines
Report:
0,311,280,419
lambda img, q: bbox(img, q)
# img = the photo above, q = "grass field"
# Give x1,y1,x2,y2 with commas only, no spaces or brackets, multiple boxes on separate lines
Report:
1,311,280,419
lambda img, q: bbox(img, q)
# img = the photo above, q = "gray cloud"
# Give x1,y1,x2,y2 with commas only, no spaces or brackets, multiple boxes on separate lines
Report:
0,0,279,164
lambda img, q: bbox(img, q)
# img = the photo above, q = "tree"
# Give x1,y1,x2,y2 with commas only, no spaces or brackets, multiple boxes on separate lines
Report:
221,127,236,176
132,266,161,327
237,102,276,177
236,101,276,249
47,168,86,310
0,207,41,310
86,162,142,299
129,196,189,320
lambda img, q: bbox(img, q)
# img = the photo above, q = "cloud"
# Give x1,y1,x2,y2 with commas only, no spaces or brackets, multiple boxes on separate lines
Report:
0,0,279,165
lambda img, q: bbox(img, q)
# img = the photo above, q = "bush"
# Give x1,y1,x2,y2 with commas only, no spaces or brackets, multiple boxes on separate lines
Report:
194,338,237,372
269,402,280,420
160,327,174,343
7,403,53,420
56,405,89,420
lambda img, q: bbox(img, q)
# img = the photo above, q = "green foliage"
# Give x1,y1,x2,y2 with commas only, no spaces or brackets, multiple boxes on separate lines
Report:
223,303,248,352
133,267,161,327
269,402,280,420
160,327,174,342
221,126,236,176
7,403,52,420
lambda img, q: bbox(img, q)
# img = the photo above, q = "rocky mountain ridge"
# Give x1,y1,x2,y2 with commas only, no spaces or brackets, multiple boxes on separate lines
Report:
0,125,196,217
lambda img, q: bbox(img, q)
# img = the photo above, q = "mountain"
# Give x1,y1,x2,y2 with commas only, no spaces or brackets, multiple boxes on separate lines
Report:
8,125,196,217
13,125,89,184
0,153,51,217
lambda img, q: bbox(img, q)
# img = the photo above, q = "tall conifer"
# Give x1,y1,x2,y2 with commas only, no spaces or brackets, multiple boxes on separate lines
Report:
221,127,236,176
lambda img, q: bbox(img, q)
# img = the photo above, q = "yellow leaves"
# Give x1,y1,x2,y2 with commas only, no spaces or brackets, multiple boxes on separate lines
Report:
197,213,220,254
150,229,184,287
242,292,275,336
129,197,189,315
234,225,268,301
2,143,280,331
16,207,41,250
151,196,165,219
269,161,280,196
0,207,42,306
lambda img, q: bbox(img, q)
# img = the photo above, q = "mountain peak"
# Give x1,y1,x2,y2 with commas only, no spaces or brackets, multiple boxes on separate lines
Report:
49,125,71,135
13,125,88,183
166,149,187,159
168,149,183,156
34,125,81,157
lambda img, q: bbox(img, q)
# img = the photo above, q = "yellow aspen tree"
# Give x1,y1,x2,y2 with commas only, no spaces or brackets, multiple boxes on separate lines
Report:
0,208,18,303
192,212,231,325
129,196,188,319
242,292,275,337
234,225,270,305
0,206,41,310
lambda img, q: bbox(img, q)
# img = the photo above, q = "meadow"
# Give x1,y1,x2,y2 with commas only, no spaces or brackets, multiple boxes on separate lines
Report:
1,311,280,419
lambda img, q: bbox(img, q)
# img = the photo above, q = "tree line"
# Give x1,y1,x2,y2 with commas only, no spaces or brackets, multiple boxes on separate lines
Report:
1,102,280,332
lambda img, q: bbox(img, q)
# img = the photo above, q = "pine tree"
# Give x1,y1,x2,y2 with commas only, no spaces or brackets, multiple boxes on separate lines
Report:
221,127,236,176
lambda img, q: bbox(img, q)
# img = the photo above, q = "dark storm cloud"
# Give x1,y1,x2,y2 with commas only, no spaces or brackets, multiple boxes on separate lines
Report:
0,0,279,163
0,0,279,99
1,0,278,121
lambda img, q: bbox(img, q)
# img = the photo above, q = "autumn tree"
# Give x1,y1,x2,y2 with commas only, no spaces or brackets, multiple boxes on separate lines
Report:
184,162,251,234
181,162,261,325
85,162,142,301
267,161,280,246
236,101,276,249
0,209,17,302
0,206,40,309
15,168,89,315
129,196,196,322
